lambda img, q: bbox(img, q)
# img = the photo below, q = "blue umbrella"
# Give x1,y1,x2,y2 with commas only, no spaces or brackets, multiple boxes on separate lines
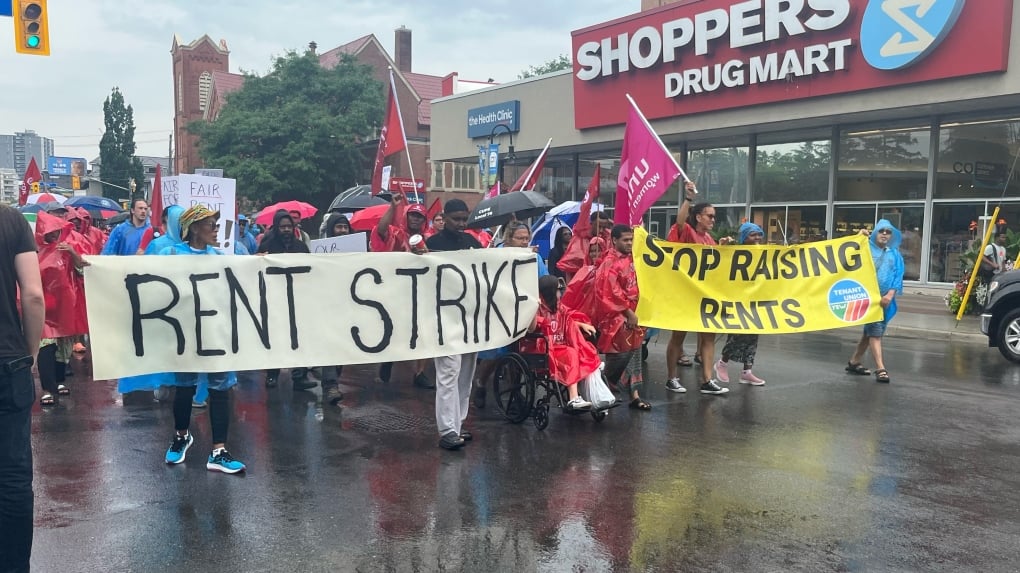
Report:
64,195,122,211
17,204,44,214
530,201,605,259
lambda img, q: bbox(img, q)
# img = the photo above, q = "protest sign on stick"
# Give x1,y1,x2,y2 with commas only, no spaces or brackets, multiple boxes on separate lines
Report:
160,174,237,253
84,249,540,379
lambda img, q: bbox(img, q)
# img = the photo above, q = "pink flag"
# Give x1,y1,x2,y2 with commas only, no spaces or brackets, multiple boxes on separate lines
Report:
614,96,685,226
508,138,552,192
485,181,501,199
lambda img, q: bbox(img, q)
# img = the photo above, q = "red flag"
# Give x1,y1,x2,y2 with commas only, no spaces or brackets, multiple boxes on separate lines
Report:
574,164,600,240
615,95,685,225
508,138,552,192
485,181,501,199
371,70,409,195
18,157,42,206
426,197,442,221
150,163,164,233
556,165,601,277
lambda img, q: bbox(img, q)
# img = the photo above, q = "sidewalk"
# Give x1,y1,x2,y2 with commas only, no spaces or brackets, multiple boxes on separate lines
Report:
881,291,985,344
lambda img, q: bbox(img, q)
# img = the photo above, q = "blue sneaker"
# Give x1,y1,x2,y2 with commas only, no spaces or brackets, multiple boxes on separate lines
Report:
165,432,193,465
207,448,246,474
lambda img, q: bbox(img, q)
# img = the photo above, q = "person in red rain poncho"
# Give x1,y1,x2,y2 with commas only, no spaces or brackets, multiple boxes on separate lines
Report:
34,212,89,406
557,211,613,281
75,208,107,254
370,193,433,388
594,224,650,411
532,275,597,410
560,236,607,323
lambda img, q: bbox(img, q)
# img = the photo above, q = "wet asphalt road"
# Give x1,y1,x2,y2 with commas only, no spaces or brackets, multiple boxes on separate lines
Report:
27,331,1020,572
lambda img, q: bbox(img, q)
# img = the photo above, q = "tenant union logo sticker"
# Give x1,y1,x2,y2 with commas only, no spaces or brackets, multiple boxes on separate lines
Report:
861,0,967,70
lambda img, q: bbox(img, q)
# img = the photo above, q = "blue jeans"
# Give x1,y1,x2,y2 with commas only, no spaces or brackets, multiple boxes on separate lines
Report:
0,367,34,572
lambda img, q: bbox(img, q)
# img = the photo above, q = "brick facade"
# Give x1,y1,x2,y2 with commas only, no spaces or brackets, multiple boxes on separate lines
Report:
171,36,229,176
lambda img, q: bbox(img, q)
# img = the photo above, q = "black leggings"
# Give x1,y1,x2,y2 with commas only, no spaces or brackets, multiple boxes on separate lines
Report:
37,343,59,394
173,386,230,444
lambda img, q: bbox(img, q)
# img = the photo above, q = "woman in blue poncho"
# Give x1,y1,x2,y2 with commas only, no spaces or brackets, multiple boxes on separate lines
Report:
846,219,904,384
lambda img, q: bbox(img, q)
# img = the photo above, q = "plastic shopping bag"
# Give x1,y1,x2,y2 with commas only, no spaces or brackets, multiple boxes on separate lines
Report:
583,363,616,411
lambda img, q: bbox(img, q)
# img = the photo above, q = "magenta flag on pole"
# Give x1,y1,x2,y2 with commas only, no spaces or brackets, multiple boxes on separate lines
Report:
614,99,683,226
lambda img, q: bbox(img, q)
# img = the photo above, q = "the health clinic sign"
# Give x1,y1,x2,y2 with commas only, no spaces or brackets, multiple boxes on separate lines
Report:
571,0,1012,129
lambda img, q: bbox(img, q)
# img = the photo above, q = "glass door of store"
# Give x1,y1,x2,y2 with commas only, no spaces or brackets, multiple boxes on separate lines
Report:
749,205,827,245
834,203,924,280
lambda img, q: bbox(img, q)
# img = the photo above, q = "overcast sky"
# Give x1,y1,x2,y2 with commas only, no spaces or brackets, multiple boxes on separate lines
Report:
0,0,633,163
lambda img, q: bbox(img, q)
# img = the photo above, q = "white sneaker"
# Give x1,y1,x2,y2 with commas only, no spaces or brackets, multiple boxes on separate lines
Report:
740,370,766,386
567,397,592,410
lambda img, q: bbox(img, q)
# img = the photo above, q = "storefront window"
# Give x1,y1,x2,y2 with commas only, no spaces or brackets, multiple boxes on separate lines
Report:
935,117,1020,199
579,155,619,218
753,140,831,202
834,204,923,280
687,146,748,205
836,126,930,201
526,155,576,205
647,206,743,241
929,202,984,283
750,206,826,245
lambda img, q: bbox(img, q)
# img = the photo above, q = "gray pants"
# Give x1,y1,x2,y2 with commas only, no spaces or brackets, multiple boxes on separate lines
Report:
434,353,477,436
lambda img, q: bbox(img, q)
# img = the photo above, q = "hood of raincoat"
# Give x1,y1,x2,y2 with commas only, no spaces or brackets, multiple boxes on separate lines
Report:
163,205,185,244
870,219,902,251
586,236,607,266
77,208,93,236
325,212,351,238
738,222,764,245
35,211,71,246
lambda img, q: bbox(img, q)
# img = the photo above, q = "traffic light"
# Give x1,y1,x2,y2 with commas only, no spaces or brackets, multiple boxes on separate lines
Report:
13,1,49,56
30,182,40,193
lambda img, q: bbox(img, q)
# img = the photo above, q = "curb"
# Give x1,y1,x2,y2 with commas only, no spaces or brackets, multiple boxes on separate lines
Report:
884,324,987,345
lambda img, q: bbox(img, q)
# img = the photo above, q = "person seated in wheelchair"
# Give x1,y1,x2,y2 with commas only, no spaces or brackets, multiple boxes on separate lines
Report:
531,275,600,411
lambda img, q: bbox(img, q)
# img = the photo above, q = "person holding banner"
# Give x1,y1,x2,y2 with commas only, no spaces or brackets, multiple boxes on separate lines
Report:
257,210,316,391
372,194,434,389
101,198,151,256
714,223,768,387
160,205,246,474
426,199,483,450
666,182,733,396
846,220,904,384
595,225,651,411
317,212,355,406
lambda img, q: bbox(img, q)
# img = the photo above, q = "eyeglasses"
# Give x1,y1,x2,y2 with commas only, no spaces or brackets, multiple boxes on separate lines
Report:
877,229,892,235
701,214,716,220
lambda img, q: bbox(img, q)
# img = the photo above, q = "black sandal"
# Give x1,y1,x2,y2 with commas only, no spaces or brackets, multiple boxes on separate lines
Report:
845,362,871,376
875,369,890,383
40,393,56,406
677,354,694,367
629,398,651,410
57,384,70,396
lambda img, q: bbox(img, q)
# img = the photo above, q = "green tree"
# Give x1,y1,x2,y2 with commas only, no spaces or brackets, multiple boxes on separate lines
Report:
191,51,383,204
518,54,571,79
99,88,145,202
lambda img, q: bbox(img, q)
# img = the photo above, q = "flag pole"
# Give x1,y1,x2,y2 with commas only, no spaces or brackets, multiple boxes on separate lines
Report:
625,94,690,185
389,69,419,204
520,138,552,192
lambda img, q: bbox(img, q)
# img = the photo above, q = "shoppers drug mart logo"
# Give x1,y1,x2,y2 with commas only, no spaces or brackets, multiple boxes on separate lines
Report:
829,279,872,323
861,0,967,70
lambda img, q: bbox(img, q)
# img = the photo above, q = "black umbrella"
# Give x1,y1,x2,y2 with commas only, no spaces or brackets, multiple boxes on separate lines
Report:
328,184,389,213
467,191,555,229
106,211,131,226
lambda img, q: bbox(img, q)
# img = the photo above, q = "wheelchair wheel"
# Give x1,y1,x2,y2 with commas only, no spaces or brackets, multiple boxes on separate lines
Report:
642,341,649,362
591,409,608,423
533,399,550,431
493,354,534,424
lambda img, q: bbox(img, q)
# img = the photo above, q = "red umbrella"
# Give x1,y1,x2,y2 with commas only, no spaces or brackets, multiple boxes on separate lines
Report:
349,204,390,232
254,200,317,226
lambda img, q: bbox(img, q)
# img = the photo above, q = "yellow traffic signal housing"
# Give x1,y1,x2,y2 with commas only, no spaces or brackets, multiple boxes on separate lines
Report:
30,182,40,193
13,1,49,56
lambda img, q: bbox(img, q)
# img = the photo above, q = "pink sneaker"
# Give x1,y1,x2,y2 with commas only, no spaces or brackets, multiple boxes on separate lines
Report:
713,359,730,384
740,370,766,386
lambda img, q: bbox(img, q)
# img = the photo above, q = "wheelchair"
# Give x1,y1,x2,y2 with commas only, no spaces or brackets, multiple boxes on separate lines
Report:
491,332,613,431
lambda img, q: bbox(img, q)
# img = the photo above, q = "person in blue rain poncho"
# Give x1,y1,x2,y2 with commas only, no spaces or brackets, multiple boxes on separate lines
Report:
159,205,246,473
845,219,904,384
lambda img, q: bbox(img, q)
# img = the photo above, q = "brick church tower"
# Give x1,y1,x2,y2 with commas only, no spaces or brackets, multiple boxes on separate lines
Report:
171,35,229,175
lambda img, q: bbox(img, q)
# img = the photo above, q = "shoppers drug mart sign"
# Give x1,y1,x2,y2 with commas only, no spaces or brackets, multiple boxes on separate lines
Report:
571,0,1011,129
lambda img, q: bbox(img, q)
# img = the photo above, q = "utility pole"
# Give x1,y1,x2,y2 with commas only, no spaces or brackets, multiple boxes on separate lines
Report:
168,132,174,176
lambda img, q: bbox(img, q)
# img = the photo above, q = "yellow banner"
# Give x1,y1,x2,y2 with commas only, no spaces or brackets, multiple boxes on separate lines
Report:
633,227,882,334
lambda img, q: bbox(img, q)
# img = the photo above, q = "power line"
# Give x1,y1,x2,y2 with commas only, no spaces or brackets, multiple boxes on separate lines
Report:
48,129,170,139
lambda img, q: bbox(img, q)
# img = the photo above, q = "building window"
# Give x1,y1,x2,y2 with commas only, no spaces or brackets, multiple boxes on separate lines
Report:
177,74,183,112
687,146,749,205
432,160,443,189
198,72,213,113
754,139,831,202
454,165,463,189
935,117,1020,199
836,125,930,201
750,206,827,245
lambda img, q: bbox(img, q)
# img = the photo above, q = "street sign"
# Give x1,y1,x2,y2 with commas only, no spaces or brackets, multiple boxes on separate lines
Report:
194,168,223,177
